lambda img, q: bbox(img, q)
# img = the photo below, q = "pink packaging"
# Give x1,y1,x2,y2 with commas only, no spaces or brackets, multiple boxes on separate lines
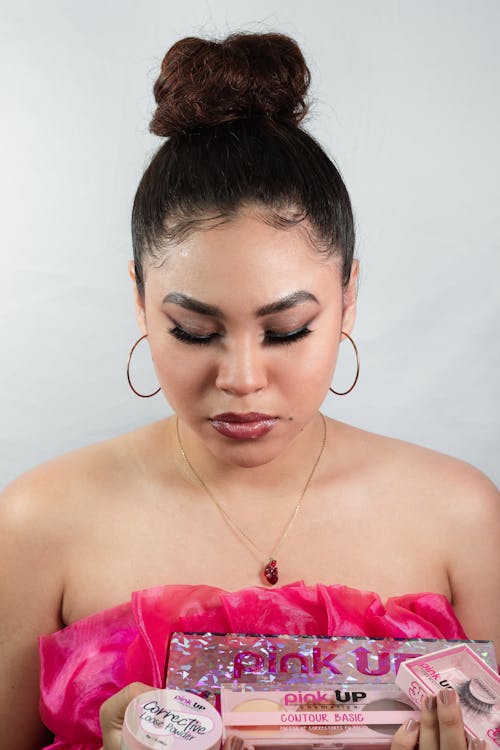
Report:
165,632,497,708
221,683,420,748
121,688,223,750
396,644,500,749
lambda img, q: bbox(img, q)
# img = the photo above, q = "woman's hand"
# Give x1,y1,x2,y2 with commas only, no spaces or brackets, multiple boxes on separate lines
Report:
390,689,485,750
99,682,153,750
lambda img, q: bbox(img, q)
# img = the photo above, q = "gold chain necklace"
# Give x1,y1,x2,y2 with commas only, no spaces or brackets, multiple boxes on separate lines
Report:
176,413,327,585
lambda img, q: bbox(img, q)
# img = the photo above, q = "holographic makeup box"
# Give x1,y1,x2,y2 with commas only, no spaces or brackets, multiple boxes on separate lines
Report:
165,632,496,703
164,633,498,747
164,634,498,747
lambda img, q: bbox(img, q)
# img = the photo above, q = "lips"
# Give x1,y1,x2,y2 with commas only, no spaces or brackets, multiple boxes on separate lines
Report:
211,412,277,423
209,412,279,440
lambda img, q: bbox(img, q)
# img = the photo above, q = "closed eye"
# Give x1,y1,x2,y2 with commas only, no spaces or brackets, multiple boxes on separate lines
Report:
168,326,218,346
264,327,312,345
168,325,313,346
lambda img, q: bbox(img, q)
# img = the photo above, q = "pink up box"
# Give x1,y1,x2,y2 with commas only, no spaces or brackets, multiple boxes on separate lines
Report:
165,632,496,704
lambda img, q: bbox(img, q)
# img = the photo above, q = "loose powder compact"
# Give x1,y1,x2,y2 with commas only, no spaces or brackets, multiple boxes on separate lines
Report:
121,689,223,750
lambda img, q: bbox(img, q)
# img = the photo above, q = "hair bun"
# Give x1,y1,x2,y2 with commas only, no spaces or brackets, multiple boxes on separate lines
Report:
150,33,311,137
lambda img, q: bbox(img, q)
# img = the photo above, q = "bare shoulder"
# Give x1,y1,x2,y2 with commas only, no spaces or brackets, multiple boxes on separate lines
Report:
0,425,161,748
329,418,499,560
330,419,499,641
0,417,172,532
331,418,499,515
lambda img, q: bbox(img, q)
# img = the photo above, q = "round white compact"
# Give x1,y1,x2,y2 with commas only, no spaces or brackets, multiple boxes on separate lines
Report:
121,689,222,750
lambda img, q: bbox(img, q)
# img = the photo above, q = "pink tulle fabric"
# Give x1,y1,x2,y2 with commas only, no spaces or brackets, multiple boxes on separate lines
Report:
39,582,467,750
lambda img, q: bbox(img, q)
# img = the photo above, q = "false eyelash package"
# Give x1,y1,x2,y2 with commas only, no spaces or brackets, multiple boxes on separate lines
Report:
395,644,500,749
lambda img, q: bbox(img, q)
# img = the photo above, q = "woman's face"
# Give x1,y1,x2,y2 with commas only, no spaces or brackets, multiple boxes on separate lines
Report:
131,206,357,468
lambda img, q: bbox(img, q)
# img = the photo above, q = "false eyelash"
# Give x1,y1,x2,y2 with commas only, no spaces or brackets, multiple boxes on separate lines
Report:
168,326,313,346
457,680,494,716
169,326,217,346
266,327,312,346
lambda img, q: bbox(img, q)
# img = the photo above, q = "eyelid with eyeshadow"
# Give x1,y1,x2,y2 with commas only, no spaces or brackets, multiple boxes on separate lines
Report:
167,318,315,347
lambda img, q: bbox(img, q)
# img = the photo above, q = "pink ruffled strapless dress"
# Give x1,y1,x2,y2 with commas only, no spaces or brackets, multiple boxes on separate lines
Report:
39,582,468,750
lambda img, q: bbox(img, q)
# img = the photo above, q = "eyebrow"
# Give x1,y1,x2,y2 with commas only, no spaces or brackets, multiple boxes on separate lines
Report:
162,290,319,318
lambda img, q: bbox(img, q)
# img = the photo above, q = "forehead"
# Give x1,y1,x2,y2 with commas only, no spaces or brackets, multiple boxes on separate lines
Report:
144,208,341,303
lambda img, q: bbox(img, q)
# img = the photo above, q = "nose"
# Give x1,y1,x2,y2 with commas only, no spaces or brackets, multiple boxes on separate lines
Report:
215,335,268,395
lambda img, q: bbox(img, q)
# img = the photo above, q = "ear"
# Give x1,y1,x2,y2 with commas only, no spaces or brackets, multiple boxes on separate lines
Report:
341,259,359,336
128,260,147,336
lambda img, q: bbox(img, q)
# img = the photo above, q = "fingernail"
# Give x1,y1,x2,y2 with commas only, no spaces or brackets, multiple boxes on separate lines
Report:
424,694,437,710
230,738,244,750
438,688,456,705
404,719,420,732
468,740,486,750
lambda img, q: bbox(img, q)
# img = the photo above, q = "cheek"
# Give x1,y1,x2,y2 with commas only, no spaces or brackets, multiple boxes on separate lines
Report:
146,331,213,404
273,335,339,399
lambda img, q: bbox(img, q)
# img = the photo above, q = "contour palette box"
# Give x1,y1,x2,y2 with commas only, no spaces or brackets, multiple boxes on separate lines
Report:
165,632,497,708
221,683,420,748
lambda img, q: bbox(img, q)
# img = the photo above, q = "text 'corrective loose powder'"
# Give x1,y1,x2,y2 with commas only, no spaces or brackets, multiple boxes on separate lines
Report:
121,688,223,750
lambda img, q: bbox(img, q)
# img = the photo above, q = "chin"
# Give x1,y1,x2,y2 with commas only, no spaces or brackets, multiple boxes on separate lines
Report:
212,441,284,469
232,455,277,469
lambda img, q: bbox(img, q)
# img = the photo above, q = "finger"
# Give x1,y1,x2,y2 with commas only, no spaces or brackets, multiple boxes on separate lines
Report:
100,682,153,750
222,738,254,750
436,688,468,750
418,694,439,750
100,682,152,729
222,738,244,750
389,717,420,750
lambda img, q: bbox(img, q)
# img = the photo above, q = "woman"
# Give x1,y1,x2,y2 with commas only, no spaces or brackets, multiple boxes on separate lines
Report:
0,32,498,750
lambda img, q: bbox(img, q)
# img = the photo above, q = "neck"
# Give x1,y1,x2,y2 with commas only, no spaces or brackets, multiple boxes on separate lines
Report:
174,412,327,499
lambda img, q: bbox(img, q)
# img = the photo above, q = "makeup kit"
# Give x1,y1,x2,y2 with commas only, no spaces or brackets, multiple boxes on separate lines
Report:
122,633,499,750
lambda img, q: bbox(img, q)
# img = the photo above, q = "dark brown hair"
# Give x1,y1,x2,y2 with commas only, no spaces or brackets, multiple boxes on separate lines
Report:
132,32,355,295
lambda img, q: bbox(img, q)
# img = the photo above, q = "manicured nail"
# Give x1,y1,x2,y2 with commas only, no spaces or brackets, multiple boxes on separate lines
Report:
230,738,244,750
404,719,420,732
438,688,456,705
468,740,486,750
424,694,437,710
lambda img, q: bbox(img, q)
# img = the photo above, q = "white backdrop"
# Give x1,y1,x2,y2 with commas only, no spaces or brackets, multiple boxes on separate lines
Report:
1,0,499,489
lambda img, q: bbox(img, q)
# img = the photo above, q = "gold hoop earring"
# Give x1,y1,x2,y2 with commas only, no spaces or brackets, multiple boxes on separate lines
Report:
126,334,161,398
329,331,360,396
